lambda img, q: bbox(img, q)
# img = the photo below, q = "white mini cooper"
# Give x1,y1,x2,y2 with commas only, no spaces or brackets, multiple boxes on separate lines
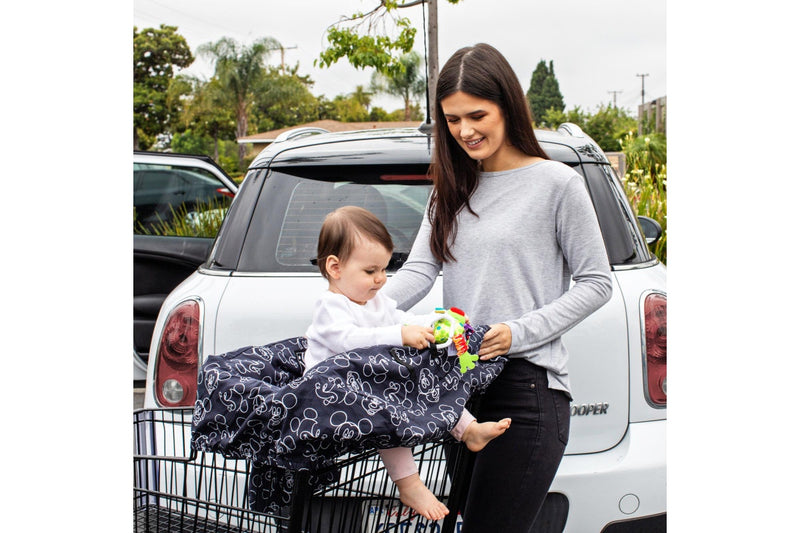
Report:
141,124,666,533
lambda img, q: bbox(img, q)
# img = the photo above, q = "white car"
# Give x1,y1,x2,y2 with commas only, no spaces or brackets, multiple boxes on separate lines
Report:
140,125,666,532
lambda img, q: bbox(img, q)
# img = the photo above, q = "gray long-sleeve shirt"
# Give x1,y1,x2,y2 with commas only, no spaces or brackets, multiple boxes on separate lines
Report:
384,160,612,394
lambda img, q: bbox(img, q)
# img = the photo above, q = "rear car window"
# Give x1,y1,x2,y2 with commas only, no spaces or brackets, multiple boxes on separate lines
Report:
277,181,429,267
580,162,652,265
237,169,432,273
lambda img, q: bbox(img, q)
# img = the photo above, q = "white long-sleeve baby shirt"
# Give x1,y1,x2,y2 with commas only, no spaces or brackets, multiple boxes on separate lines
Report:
303,291,431,372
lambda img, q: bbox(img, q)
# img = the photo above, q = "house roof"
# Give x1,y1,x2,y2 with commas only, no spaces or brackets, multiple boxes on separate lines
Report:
237,119,425,144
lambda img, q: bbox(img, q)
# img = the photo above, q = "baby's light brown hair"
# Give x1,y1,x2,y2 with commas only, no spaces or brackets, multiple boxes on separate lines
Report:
316,206,394,280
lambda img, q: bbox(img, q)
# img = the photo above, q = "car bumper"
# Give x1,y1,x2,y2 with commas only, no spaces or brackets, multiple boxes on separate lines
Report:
550,419,666,532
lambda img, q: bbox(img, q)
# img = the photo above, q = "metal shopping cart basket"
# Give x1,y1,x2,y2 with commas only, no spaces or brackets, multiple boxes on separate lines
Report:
134,408,473,533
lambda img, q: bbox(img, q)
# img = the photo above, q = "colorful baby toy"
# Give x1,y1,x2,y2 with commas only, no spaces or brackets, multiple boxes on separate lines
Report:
432,307,480,374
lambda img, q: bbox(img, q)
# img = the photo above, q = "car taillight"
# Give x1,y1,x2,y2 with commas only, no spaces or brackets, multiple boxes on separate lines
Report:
155,300,200,407
643,292,667,406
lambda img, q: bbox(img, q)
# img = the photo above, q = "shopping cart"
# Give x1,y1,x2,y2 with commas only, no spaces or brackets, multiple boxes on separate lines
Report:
134,408,473,533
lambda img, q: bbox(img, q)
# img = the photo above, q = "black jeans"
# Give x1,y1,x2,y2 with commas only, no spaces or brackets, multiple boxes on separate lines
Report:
462,359,571,533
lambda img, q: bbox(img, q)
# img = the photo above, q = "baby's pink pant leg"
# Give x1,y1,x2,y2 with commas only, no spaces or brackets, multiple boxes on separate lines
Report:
378,447,418,481
450,409,476,442
379,408,476,481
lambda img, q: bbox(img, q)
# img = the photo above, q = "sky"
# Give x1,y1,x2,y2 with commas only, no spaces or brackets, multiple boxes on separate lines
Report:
133,0,666,118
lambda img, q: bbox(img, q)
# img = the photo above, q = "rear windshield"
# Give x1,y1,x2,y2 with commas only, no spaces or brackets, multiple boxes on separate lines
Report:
223,161,650,274
277,181,429,267
237,168,432,273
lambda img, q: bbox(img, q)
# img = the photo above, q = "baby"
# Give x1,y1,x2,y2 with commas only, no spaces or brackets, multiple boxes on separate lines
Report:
304,205,511,521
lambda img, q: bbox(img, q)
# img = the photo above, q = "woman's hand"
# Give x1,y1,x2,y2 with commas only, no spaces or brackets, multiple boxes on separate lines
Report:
478,323,512,360
402,325,435,350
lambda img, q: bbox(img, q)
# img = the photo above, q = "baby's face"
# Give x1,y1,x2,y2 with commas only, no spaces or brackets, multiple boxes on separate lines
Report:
329,238,392,305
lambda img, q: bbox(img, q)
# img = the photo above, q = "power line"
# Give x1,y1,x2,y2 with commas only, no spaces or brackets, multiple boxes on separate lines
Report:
135,0,240,38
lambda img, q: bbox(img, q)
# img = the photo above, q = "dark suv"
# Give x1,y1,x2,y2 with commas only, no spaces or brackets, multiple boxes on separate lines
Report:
142,124,666,532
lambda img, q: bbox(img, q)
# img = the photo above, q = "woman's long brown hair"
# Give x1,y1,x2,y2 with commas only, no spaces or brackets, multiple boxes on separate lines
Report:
428,43,550,262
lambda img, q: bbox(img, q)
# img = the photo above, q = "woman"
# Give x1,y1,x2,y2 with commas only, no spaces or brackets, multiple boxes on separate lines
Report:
384,43,613,532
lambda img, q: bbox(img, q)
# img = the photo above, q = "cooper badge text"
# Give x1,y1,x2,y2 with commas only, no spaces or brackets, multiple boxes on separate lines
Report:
570,402,609,416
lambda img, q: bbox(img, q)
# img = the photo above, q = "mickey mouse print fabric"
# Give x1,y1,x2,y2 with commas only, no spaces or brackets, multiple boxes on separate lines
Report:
191,324,506,513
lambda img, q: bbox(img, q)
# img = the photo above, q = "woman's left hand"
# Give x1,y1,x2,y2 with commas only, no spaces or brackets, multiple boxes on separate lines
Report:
478,323,512,360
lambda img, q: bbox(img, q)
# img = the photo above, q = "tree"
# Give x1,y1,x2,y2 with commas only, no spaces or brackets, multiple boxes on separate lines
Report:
540,106,586,130
541,104,638,153
329,94,371,122
316,1,464,119
370,51,426,121
582,105,638,153
253,66,322,130
527,60,564,125
133,25,193,150
351,85,373,112
171,75,237,161
369,106,392,121
197,36,282,167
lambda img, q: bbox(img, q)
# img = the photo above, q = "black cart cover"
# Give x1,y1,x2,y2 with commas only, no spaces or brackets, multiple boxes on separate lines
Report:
191,324,506,513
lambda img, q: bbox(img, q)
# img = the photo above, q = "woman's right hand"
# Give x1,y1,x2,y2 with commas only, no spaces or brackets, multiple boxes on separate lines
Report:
402,325,435,349
478,323,512,360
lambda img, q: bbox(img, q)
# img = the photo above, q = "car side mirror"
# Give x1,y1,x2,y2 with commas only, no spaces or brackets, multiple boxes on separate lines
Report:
638,216,663,245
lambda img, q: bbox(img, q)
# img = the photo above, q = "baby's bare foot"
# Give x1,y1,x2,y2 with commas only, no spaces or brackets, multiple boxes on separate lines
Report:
462,418,512,452
395,473,450,521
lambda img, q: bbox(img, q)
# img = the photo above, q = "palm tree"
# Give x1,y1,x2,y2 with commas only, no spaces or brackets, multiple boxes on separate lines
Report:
197,36,281,166
351,85,373,112
370,52,425,121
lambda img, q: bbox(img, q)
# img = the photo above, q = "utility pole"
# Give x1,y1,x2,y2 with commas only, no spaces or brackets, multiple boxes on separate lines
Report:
425,0,438,124
265,45,298,74
636,73,649,135
278,45,298,75
608,90,623,108
636,73,649,106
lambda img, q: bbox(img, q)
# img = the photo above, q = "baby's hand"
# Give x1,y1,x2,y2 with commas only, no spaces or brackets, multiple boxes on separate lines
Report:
402,325,435,350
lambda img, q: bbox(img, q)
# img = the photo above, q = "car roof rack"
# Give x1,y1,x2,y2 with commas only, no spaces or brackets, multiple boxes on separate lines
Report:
274,127,330,143
557,123,587,138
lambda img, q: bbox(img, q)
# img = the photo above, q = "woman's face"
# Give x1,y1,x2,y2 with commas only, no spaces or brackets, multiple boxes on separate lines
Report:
440,91,512,172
